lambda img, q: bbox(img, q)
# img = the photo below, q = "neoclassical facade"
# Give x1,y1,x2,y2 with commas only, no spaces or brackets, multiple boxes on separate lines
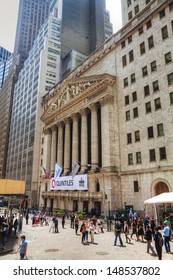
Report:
39,0,173,216
39,74,121,216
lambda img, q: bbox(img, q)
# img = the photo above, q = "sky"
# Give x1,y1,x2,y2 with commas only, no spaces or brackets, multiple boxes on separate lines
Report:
0,0,122,53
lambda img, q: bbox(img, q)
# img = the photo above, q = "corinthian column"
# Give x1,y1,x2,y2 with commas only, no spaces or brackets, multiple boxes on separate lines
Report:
44,128,52,172
64,118,71,174
90,103,99,171
57,122,64,167
100,96,115,172
72,113,79,163
50,125,57,174
80,109,88,172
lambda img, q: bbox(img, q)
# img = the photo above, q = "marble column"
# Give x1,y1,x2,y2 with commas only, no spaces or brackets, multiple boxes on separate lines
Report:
57,122,64,167
50,125,57,174
44,128,52,172
72,113,79,163
64,118,71,174
80,109,88,172
100,96,114,172
90,103,99,171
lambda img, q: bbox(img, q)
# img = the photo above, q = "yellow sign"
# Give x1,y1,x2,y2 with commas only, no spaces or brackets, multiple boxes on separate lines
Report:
0,179,25,195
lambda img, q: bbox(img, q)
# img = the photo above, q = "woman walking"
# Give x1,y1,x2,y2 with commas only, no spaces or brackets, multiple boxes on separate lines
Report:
124,221,131,243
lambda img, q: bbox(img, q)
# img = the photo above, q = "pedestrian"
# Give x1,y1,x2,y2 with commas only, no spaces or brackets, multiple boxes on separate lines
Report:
150,218,156,237
97,218,104,233
124,221,131,243
74,216,79,235
70,212,75,229
89,221,95,244
114,221,123,246
145,225,157,256
62,214,65,229
13,218,18,237
154,227,163,260
163,223,171,253
16,234,28,260
131,219,137,240
25,212,29,225
85,220,90,242
119,214,125,232
54,215,59,233
80,221,86,244
1,221,9,250
137,219,144,242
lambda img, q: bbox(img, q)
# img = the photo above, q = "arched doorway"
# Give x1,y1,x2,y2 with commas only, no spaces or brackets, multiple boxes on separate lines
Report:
154,181,169,195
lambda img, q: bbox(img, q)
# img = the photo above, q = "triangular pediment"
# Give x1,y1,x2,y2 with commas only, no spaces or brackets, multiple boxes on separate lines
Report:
42,74,115,121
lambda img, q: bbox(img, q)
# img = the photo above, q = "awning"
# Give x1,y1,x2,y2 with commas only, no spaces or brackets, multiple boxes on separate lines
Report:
144,192,173,204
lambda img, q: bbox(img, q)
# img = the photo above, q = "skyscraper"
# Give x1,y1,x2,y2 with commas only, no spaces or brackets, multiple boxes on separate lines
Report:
4,0,112,207
0,46,11,63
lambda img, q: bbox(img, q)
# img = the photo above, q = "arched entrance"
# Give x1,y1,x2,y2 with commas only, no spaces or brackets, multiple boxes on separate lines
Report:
154,181,169,195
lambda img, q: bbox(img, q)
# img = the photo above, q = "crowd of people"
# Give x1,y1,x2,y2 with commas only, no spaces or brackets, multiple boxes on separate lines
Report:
0,208,173,260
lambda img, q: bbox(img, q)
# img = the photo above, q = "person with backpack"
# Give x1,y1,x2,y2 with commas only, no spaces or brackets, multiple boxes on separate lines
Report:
154,227,163,260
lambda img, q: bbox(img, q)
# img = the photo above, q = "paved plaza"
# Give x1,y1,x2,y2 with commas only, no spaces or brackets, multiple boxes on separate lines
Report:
0,216,173,260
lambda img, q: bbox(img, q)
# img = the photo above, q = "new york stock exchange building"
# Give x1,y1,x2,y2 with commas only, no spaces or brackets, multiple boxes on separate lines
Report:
39,1,173,217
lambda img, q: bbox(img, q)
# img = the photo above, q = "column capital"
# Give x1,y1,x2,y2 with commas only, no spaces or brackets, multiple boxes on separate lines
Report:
71,113,80,121
51,125,58,132
89,103,99,112
80,108,88,117
64,117,72,124
44,128,51,135
99,95,114,107
57,121,64,129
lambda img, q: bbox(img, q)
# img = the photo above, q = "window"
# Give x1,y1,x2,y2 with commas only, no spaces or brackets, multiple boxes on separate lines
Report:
135,130,140,142
157,123,164,136
135,5,139,15
167,73,173,86
121,41,125,49
138,26,143,35
124,77,128,87
149,149,156,161
128,11,132,20
128,35,132,43
146,20,152,29
126,110,130,121
136,152,142,163
127,0,131,7
133,107,138,118
170,92,173,104
146,0,151,4
146,101,151,113
122,55,127,67
127,133,132,144
131,73,136,83
142,66,148,77
148,36,154,49
140,42,145,55
159,9,165,19
155,98,161,110
161,26,168,40
151,61,157,72
144,85,150,96
148,126,154,138
153,80,159,92
134,181,139,192
165,52,172,64
125,95,130,105
128,153,133,165
129,50,134,62
159,147,166,160
132,91,137,102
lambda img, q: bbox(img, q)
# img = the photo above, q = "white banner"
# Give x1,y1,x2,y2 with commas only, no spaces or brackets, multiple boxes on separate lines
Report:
50,174,88,191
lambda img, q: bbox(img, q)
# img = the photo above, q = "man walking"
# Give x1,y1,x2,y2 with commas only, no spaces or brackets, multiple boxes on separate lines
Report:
114,221,123,246
163,223,171,253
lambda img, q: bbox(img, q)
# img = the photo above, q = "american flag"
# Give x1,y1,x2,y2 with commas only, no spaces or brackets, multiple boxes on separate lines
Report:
42,167,51,179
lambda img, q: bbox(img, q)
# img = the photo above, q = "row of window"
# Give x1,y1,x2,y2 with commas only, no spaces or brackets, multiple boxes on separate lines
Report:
128,147,166,165
127,123,164,144
124,72,173,89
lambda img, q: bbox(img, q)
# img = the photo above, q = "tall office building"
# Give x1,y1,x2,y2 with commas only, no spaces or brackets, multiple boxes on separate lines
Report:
5,0,112,207
0,46,11,63
14,0,57,68
39,0,173,216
